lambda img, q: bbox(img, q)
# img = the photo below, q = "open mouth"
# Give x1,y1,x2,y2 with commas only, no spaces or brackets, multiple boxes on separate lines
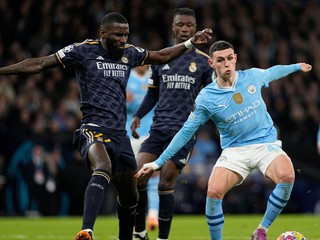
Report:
180,35,190,41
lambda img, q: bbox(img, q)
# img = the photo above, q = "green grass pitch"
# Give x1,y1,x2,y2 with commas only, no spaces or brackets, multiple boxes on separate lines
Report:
0,214,319,239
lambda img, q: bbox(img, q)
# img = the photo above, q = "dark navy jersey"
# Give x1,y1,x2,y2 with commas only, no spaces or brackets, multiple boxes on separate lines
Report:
55,39,149,131
148,48,213,131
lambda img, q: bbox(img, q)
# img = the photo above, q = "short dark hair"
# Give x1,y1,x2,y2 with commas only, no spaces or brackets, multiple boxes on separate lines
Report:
209,40,234,56
101,12,128,28
173,7,196,19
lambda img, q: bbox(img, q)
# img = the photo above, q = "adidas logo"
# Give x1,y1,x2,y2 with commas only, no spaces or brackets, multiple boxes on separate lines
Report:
179,158,187,164
162,64,170,70
96,56,104,60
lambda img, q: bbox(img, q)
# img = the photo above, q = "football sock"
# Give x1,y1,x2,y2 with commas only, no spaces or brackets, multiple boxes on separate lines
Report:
158,190,174,239
135,188,148,232
134,230,147,237
260,183,294,229
117,200,137,240
147,175,160,217
82,169,110,230
206,197,224,240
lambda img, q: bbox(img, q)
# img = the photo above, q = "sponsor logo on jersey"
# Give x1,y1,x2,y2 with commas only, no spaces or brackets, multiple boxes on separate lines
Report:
96,56,105,60
96,62,128,78
162,74,195,83
163,74,196,90
225,100,261,124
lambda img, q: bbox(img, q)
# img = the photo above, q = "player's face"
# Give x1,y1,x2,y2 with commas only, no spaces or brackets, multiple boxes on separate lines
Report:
209,48,237,83
172,15,196,43
100,22,129,59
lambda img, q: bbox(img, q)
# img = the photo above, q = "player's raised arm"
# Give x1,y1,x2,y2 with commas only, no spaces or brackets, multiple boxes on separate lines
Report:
0,54,59,75
145,28,213,65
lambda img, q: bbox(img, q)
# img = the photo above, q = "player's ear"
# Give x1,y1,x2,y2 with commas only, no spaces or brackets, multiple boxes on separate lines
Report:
234,54,238,63
208,58,215,68
171,22,175,33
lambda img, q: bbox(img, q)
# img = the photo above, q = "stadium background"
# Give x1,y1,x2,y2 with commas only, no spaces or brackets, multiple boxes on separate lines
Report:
0,0,319,216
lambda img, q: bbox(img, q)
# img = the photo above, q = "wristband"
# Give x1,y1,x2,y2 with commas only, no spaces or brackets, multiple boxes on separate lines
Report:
184,38,193,49
143,162,160,171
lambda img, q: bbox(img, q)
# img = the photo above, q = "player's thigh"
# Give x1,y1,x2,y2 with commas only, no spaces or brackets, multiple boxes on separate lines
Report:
265,154,295,184
207,167,242,199
113,170,138,206
136,152,158,168
88,142,112,171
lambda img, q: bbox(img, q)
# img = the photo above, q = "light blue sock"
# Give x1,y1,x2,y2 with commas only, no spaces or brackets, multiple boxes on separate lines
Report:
260,183,294,229
206,197,224,240
147,175,160,213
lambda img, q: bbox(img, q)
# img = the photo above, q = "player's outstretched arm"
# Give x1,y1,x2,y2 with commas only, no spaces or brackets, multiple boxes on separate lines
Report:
298,63,312,72
0,54,59,75
145,28,213,65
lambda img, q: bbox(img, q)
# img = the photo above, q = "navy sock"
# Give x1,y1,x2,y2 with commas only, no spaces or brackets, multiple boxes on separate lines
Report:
117,202,137,240
135,188,148,232
158,191,174,239
82,169,110,230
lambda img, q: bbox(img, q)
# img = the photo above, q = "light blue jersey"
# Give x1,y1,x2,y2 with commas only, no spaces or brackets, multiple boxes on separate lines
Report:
154,64,301,167
126,68,154,137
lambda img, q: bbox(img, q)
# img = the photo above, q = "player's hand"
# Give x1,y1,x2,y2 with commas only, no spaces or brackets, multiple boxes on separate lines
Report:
190,28,213,46
130,116,141,139
299,63,312,72
135,162,160,178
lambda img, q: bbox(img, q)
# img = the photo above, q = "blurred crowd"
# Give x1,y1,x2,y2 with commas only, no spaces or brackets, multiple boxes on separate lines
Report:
0,0,320,216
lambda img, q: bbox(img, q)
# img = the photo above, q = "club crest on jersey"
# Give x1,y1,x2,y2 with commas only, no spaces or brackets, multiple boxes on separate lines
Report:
121,56,128,63
232,92,243,104
189,62,197,72
247,84,256,94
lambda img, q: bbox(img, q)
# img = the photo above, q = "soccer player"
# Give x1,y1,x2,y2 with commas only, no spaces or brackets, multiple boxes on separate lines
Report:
0,13,212,240
136,40,312,240
131,8,214,240
125,65,160,231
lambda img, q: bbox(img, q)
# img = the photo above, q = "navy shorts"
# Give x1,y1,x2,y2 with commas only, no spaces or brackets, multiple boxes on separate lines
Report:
139,129,197,169
73,124,137,176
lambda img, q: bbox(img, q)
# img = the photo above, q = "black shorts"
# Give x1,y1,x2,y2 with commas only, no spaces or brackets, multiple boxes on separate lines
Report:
73,124,136,176
139,129,197,169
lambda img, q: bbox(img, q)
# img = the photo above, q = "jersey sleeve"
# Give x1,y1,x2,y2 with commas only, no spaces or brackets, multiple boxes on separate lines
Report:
154,91,211,167
55,43,83,68
250,64,301,87
125,45,150,67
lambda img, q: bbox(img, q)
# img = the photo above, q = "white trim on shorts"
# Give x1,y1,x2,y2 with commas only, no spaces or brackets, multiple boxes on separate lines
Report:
214,140,288,184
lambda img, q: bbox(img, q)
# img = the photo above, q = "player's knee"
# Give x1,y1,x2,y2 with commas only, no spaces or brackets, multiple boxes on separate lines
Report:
118,191,139,207
158,181,174,191
137,178,149,189
207,188,224,199
279,174,295,184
